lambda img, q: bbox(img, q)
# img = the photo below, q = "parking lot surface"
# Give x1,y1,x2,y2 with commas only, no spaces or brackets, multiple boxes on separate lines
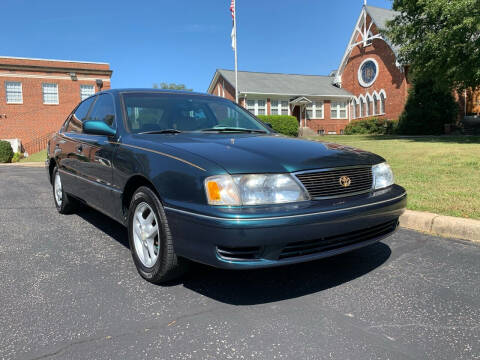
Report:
0,167,479,360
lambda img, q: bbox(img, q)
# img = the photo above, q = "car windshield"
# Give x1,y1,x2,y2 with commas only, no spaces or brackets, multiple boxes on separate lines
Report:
122,92,270,134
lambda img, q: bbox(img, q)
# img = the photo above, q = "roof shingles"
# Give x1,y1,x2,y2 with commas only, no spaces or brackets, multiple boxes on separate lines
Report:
217,69,353,97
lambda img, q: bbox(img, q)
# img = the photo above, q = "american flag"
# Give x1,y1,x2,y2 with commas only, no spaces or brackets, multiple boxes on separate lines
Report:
230,0,235,20
230,0,236,51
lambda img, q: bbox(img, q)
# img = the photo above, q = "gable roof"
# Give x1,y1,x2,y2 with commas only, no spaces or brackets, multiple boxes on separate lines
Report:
365,5,400,30
208,69,353,97
335,5,402,85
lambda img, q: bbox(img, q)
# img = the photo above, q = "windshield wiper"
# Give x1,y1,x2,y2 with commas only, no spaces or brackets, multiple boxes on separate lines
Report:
201,127,267,133
138,129,182,134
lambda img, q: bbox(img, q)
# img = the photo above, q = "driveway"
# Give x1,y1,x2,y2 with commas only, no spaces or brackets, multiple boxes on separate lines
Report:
0,167,478,360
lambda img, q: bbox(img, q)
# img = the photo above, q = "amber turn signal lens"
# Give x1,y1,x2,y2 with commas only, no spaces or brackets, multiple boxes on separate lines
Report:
206,181,221,202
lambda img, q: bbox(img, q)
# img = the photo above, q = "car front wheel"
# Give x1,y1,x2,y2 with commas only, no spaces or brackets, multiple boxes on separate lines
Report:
128,186,187,283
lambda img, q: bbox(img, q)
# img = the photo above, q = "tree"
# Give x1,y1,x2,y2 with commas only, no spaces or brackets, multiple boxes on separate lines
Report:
386,0,480,91
396,79,458,135
153,82,193,91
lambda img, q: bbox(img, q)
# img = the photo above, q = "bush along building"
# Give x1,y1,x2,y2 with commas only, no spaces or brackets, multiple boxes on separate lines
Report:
0,56,112,154
208,3,478,134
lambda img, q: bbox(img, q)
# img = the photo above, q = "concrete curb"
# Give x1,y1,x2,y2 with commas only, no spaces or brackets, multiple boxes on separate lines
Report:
0,162,45,167
400,210,480,243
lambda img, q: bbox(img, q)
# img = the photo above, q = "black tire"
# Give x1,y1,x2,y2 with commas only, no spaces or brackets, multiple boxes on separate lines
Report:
52,166,77,214
128,186,187,283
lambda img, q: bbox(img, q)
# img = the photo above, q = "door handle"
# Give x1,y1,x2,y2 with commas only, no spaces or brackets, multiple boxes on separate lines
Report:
76,145,83,153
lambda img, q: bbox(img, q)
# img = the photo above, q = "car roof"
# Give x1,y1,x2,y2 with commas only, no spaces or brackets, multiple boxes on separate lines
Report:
97,88,215,97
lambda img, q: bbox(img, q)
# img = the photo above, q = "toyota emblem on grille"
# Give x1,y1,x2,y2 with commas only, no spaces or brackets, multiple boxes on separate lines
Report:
339,175,351,187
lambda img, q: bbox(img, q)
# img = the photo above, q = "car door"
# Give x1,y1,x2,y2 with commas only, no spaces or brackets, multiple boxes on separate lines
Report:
58,96,97,197
75,93,118,215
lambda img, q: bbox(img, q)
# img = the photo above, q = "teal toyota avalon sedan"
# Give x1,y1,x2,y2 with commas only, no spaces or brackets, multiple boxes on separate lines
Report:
47,89,406,283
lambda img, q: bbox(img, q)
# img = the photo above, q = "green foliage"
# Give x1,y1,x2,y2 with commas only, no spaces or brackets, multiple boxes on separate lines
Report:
396,79,458,135
153,82,193,91
11,152,24,163
0,140,14,163
385,0,480,91
344,118,397,135
257,115,299,137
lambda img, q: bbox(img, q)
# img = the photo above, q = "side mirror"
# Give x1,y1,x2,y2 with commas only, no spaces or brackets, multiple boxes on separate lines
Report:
83,120,116,136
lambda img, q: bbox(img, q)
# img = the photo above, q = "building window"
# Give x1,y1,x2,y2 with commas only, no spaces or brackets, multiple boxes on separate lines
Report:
246,99,267,115
257,100,266,115
359,98,364,118
281,101,289,115
306,103,313,119
317,129,325,135
331,101,347,119
271,100,279,115
352,102,356,119
380,93,386,114
373,94,379,115
366,97,371,117
306,101,323,119
5,82,23,104
42,83,59,104
314,101,324,118
80,85,95,101
246,99,255,114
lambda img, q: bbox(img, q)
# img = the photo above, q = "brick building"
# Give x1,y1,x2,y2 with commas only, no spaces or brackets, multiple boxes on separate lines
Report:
0,56,112,153
208,4,408,134
207,69,353,134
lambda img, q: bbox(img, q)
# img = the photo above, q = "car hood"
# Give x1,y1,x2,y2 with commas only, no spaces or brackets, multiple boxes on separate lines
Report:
137,133,384,174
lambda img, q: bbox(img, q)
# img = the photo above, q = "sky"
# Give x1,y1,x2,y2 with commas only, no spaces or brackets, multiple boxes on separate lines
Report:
1,0,392,92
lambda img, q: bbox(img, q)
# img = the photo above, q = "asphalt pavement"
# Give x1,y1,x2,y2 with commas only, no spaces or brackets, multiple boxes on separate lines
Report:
0,167,479,360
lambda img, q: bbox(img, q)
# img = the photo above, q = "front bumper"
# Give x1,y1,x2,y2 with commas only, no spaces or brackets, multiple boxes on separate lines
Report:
165,184,406,269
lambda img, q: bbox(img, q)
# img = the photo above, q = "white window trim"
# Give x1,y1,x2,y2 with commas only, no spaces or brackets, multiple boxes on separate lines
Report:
269,98,291,116
314,101,324,119
5,81,23,104
330,101,348,119
246,98,268,116
42,83,59,105
358,57,379,88
80,84,95,101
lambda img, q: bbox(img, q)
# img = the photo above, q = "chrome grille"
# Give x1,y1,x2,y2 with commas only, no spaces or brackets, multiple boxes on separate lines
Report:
295,166,373,199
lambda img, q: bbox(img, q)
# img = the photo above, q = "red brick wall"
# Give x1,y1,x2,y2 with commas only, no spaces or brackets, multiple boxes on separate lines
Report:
305,101,349,134
211,75,236,101
0,58,111,151
340,15,409,121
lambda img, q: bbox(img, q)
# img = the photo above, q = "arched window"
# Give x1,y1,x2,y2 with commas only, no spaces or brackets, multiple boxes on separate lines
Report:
352,101,356,119
373,94,379,115
366,97,371,117
359,98,364,118
380,93,386,114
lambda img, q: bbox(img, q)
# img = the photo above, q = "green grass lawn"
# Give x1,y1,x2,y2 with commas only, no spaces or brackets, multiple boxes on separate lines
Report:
19,149,47,163
307,135,480,220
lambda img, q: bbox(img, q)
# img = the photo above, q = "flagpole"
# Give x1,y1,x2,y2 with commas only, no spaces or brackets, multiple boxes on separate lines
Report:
233,1,239,104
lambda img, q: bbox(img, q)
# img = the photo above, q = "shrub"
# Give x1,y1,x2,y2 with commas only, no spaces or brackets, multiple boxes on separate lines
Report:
344,118,397,135
0,140,14,163
257,115,299,137
11,152,24,163
396,79,458,135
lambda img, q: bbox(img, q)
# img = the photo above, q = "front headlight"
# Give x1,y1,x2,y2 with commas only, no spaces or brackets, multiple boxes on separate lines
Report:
204,174,309,205
372,162,394,190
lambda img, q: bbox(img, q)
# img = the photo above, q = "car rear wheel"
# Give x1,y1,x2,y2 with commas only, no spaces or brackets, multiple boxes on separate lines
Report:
128,186,187,283
52,167,77,214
